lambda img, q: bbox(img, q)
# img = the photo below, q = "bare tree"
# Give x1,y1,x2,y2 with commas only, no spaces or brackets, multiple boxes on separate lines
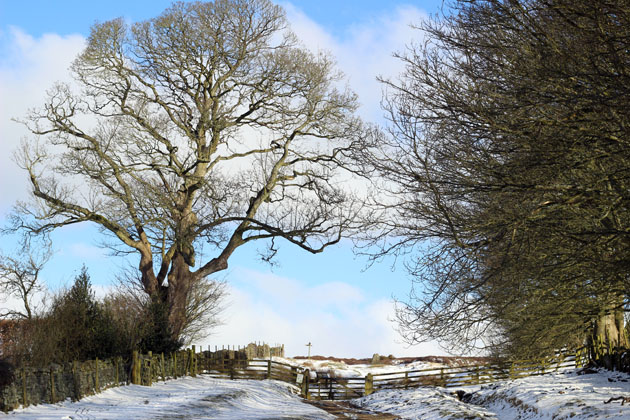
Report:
0,245,50,320
9,0,366,341
181,277,226,345
110,265,226,347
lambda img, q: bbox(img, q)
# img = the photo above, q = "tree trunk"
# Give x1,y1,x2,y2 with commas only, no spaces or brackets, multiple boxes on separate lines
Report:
592,300,628,369
165,253,196,340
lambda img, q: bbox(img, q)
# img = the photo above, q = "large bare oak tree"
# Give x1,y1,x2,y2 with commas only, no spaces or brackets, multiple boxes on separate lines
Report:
10,0,366,340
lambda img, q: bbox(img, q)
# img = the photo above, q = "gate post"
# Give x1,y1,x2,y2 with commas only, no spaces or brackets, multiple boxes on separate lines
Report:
302,369,310,399
365,373,374,396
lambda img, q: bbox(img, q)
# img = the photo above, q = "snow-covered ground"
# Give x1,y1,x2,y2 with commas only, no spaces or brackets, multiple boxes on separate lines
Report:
357,368,630,419
0,377,334,420
3,367,630,419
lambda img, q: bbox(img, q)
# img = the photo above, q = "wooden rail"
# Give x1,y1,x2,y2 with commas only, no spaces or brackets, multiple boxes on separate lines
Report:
369,352,581,392
2,345,591,412
193,348,588,401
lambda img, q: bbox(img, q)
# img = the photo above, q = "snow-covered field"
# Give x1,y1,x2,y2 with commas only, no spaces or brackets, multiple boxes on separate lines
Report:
275,356,438,378
2,367,630,419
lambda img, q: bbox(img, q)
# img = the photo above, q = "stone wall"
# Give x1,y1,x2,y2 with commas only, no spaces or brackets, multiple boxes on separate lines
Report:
244,342,285,359
0,358,127,412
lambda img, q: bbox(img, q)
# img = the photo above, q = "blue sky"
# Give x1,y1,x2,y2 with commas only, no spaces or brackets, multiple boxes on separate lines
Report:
0,1,445,37
0,0,447,357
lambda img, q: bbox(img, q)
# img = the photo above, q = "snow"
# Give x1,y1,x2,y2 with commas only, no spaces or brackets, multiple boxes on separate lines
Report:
357,368,630,419
0,376,334,420
3,366,630,419
273,356,438,378
358,386,498,419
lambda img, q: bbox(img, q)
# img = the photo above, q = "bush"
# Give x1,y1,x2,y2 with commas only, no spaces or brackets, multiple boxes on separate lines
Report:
0,358,14,388
138,299,182,354
6,267,144,366
4,266,189,366
40,266,128,362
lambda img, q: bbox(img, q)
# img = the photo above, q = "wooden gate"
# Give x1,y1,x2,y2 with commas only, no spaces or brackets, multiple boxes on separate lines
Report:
308,372,365,400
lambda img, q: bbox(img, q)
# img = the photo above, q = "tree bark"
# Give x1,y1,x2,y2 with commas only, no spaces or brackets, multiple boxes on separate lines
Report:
166,254,195,339
593,299,628,369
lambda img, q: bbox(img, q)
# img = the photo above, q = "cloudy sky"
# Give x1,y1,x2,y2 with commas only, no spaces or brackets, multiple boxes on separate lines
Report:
0,0,447,358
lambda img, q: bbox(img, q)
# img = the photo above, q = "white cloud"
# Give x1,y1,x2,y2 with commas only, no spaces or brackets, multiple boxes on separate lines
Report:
234,269,365,312
91,283,116,300
283,3,428,122
201,267,445,358
0,28,85,217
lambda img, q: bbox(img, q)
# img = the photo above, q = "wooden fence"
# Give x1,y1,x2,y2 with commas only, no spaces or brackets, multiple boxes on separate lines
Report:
195,348,590,401
366,350,587,394
0,343,283,412
1,345,591,411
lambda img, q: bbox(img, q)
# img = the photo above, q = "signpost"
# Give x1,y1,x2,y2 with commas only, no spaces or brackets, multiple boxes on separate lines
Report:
305,342,312,359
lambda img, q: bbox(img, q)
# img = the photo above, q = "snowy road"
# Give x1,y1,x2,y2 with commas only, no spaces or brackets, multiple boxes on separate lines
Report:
0,377,335,420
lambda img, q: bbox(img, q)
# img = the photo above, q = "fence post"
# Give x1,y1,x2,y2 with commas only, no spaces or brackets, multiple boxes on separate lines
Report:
302,369,310,399
365,373,374,396
50,367,56,404
115,357,119,385
147,352,153,386
161,353,166,381
185,349,190,376
131,351,139,385
137,354,142,385
267,360,272,379
95,358,100,392
440,367,445,386
173,352,177,379
191,346,196,377
72,360,81,401
21,368,27,408
475,366,480,384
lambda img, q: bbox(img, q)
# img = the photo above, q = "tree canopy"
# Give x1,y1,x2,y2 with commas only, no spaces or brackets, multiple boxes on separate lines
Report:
368,0,630,358
11,0,367,341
